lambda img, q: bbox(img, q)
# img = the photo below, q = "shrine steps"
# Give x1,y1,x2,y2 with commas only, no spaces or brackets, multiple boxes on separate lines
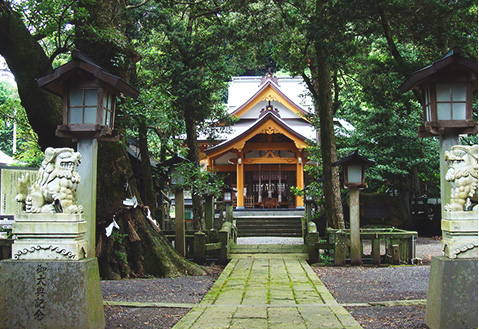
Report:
233,210,303,237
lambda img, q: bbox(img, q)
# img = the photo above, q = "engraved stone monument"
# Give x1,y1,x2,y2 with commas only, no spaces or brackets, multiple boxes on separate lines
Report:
0,147,105,329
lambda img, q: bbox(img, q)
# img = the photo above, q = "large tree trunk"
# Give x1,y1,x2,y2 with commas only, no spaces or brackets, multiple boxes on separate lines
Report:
184,113,204,230
96,142,204,278
312,49,345,229
0,0,205,279
138,118,157,215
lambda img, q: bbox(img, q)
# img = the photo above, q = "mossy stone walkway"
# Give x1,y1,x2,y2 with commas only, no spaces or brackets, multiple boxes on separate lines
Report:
173,253,362,328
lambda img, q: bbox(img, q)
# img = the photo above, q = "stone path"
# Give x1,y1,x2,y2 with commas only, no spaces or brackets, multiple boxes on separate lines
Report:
173,254,362,329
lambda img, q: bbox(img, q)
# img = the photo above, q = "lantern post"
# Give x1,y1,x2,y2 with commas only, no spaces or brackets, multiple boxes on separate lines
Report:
333,150,375,266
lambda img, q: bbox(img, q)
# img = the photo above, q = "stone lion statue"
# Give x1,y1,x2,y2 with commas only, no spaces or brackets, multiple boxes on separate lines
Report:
444,145,478,212
16,147,83,214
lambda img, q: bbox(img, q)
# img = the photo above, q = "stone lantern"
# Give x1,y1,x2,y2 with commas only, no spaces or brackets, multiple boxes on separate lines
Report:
37,50,139,141
333,150,375,266
399,46,477,138
223,186,236,223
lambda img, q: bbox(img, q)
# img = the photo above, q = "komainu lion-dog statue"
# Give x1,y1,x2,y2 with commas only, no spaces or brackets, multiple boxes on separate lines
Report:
16,147,83,214
444,144,478,212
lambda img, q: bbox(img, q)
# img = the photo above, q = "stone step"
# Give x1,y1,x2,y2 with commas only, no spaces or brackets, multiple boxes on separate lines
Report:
230,244,307,254
237,232,303,237
235,217,302,237
233,209,305,218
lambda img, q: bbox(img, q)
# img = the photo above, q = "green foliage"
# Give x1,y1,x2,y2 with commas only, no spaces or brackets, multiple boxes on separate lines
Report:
171,162,225,199
115,250,128,265
0,81,42,164
111,231,128,244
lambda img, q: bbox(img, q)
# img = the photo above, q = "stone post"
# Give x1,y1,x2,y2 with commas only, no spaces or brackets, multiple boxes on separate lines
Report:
225,201,233,223
204,195,214,231
349,188,361,266
76,139,98,257
193,231,207,264
438,134,459,218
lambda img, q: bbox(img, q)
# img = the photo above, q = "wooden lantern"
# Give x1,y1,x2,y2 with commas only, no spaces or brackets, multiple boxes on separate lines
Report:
400,47,477,137
332,150,375,189
37,50,138,140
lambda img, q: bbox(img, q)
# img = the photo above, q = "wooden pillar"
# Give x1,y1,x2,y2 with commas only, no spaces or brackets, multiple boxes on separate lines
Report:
207,157,213,171
175,188,186,257
236,151,244,208
349,188,362,266
296,150,304,208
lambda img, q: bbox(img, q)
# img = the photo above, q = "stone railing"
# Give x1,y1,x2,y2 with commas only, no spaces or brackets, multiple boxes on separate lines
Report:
306,227,418,265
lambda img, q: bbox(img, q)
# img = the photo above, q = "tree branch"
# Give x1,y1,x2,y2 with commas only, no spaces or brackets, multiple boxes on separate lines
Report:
126,0,151,9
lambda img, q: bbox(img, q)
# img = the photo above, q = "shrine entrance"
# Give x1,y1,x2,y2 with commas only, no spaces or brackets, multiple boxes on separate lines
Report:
243,165,296,209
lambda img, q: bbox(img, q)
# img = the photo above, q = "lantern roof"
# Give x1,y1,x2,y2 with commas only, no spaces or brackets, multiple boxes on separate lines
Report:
37,50,139,99
332,150,376,167
399,46,478,93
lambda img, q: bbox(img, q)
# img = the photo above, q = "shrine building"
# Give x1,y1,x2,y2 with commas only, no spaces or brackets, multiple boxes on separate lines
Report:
200,73,317,209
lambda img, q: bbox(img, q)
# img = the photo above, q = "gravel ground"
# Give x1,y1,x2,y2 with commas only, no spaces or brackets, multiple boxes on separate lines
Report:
103,237,442,328
312,237,442,329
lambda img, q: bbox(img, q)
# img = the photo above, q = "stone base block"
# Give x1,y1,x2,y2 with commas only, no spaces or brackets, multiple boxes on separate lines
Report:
0,258,105,329
12,213,88,260
425,256,478,329
442,211,478,259
12,238,88,260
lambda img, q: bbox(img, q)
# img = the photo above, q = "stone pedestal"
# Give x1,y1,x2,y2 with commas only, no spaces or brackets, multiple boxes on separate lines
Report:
425,256,478,329
12,214,88,260
442,210,478,259
0,258,105,329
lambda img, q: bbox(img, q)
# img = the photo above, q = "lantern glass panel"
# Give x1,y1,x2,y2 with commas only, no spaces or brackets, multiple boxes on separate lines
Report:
224,191,232,201
102,92,115,127
425,88,432,121
70,89,83,106
84,107,97,124
84,89,98,106
347,165,363,184
452,103,466,120
436,84,450,102
437,103,451,120
70,107,83,124
452,84,467,101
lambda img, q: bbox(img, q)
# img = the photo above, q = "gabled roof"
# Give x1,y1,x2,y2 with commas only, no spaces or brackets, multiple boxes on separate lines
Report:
205,112,310,158
230,79,309,119
37,50,139,98
399,46,478,93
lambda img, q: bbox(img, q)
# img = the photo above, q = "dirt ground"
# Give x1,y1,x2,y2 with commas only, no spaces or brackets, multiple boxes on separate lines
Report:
102,237,443,328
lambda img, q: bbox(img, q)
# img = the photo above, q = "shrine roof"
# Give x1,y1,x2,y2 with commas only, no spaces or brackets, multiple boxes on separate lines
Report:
204,112,312,156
